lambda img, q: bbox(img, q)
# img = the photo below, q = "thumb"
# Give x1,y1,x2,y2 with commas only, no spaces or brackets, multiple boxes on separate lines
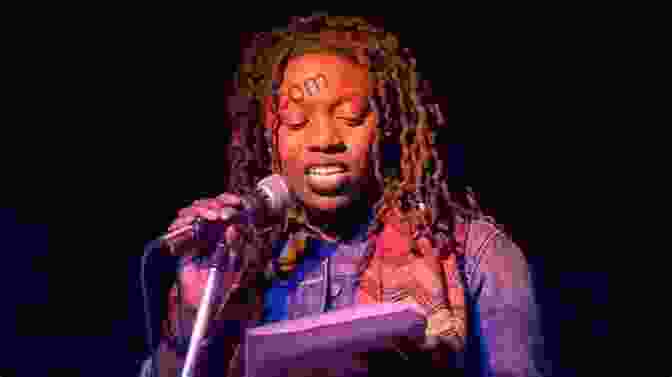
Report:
225,224,240,245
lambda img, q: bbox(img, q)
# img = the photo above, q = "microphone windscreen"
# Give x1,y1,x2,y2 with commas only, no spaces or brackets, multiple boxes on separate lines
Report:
256,174,294,218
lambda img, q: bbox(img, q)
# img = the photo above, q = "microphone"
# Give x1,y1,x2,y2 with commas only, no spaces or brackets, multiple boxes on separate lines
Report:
170,174,294,377
161,174,295,250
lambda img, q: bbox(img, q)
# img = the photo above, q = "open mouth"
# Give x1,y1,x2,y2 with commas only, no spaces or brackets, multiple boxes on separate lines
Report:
304,163,348,176
304,163,350,195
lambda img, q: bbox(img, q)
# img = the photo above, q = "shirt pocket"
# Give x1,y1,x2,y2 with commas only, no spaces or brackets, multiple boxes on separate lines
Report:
329,273,360,310
287,260,328,320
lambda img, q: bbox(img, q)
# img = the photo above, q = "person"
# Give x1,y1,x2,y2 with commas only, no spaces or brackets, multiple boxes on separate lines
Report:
139,14,546,377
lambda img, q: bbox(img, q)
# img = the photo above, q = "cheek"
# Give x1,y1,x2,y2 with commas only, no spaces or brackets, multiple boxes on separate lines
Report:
350,143,372,175
349,123,377,169
277,130,302,173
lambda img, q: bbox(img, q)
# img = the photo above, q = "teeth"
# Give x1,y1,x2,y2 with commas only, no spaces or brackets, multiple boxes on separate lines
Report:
307,166,345,175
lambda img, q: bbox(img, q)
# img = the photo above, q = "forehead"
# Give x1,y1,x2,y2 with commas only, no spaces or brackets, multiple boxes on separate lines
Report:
280,53,371,98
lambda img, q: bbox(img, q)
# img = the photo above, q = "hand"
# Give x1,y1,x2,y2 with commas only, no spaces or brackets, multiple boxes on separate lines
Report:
166,193,247,311
166,192,245,256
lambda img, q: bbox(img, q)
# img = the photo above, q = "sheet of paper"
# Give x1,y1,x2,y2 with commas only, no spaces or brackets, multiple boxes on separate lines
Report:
245,302,426,377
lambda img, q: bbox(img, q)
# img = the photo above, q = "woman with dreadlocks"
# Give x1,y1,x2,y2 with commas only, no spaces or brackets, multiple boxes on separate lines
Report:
140,14,545,377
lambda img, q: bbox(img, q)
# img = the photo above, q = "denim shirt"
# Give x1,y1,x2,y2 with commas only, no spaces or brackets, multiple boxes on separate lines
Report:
460,220,547,376
141,218,547,377
260,218,546,376
260,212,373,325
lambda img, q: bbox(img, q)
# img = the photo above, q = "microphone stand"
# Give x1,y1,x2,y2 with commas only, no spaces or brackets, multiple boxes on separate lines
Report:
180,224,243,377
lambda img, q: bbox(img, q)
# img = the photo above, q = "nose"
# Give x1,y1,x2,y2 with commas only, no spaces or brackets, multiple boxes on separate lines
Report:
306,115,347,153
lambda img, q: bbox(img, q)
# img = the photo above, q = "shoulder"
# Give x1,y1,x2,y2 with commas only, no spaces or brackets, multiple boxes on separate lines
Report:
455,217,516,264
457,218,505,258
456,217,530,292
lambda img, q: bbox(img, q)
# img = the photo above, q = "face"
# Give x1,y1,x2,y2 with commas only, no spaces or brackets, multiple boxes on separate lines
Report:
276,53,377,214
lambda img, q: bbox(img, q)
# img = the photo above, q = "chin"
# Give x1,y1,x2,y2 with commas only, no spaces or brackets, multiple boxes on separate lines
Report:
303,194,352,213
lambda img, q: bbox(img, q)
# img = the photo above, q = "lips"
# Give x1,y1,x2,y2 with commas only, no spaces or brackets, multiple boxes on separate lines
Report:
304,162,350,194
304,162,349,175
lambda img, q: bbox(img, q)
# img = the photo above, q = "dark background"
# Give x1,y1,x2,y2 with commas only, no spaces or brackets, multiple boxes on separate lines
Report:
4,12,609,376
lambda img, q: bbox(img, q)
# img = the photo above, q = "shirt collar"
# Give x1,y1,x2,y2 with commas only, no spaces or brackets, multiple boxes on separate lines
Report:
285,204,376,244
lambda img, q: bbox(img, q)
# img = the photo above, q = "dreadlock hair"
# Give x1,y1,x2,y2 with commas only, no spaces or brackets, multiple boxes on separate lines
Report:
224,14,493,277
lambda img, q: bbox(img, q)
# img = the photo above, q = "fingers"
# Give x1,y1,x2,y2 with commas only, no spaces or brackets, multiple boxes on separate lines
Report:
175,194,243,219
176,205,220,221
216,193,242,206
168,219,188,234
225,224,240,245
168,216,193,232
179,264,211,308
169,192,244,234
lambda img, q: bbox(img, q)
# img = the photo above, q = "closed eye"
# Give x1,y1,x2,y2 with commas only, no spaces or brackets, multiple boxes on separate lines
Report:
286,120,308,130
338,117,366,127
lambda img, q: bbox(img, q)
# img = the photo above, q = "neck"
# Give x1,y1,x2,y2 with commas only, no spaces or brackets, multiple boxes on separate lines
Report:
302,192,378,242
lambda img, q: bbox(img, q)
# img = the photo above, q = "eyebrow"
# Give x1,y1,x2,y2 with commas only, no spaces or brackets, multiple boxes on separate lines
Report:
331,94,370,112
330,95,357,108
280,92,370,116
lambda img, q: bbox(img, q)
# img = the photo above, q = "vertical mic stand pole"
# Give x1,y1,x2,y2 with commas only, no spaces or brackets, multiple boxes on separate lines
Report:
180,224,241,377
